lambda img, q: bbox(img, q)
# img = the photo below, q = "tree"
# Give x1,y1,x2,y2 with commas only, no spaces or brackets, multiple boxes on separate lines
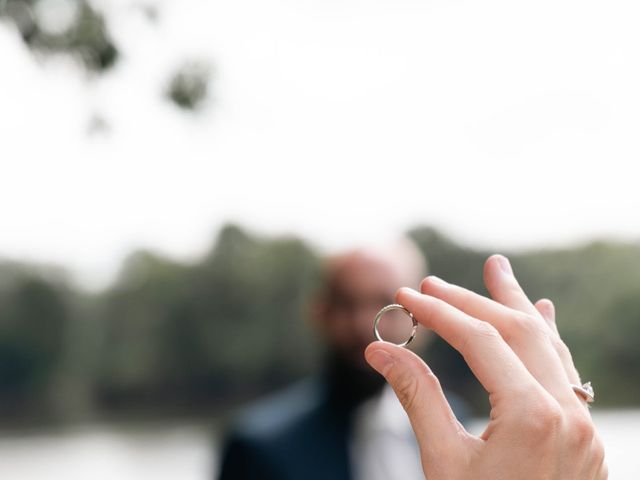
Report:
0,265,70,417
0,0,212,111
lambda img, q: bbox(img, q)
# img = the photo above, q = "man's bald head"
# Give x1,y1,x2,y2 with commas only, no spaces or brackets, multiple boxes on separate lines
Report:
314,238,428,370
326,237,428,290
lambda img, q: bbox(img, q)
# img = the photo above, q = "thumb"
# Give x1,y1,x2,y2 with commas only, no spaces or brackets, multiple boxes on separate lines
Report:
365,341,465,457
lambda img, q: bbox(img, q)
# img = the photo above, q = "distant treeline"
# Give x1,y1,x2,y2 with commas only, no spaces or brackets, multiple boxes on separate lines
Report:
1,224,639,426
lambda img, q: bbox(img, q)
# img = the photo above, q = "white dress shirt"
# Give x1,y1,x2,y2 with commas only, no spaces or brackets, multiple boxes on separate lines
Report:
349,385,424,480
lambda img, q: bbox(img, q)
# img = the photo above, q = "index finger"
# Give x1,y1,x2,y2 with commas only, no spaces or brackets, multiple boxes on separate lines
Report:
397,287,542,403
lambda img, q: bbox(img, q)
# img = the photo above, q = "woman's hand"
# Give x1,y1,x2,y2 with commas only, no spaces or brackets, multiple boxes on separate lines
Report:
365,255,607,480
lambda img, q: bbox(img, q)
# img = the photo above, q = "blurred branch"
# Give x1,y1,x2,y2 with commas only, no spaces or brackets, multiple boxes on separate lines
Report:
166,61,213,111
1,0,119,71
1,1,214,112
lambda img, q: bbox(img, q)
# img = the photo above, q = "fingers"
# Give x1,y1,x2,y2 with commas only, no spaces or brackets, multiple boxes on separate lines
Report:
535,298,582,385
420,274,574,404
483,257,583,397
396,287,541,404
420,273,542,344
365,341,468,459
483,255,539,316
534,298,558,335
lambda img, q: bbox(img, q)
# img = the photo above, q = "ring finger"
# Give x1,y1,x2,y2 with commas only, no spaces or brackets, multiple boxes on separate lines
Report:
534,298,582,386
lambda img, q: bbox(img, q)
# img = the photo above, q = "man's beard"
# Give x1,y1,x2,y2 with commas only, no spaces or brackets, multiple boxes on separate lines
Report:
324,348,386,411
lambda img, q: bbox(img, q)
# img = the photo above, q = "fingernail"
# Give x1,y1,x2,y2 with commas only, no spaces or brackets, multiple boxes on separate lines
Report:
399,286,421,298
367,349,394,376
428,275,448,286
496,255,513,275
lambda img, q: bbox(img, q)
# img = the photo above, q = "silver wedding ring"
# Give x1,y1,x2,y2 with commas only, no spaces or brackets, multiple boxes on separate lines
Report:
571,381,595,403
373,304,418,347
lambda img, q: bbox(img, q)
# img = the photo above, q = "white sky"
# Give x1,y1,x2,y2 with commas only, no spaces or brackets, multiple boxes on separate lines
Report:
1,0,640,289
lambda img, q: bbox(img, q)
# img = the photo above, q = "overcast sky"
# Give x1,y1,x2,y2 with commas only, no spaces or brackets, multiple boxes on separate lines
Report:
2,0,640,288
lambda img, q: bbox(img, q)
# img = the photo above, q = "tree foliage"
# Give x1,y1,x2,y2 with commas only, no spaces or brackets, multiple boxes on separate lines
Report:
1,225,639,426
0,0,212,111
0,0,118,71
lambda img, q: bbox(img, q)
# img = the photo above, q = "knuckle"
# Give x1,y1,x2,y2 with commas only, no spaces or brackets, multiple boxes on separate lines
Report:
508,313,549,343
551,336,573,361
422,369,442,390
454,288,475,313
462,320,501,352
592,438,606,465
473,320,501,339
520,399,564,438
566,412,596,449
537,407,563,433
391,369,420,413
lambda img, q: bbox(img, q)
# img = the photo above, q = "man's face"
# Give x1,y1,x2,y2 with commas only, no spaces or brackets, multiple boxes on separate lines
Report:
317,253,418,370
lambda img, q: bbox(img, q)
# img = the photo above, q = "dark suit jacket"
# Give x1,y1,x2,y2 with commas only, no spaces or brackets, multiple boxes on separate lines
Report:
217,378,470,480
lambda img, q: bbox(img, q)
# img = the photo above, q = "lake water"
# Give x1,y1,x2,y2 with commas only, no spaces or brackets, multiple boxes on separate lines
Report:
0,409,638,479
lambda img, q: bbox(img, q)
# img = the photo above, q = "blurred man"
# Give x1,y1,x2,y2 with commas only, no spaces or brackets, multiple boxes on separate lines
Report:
217,239,469,480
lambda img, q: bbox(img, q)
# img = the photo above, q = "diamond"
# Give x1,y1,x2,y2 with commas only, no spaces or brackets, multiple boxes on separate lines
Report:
582,382,594,399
